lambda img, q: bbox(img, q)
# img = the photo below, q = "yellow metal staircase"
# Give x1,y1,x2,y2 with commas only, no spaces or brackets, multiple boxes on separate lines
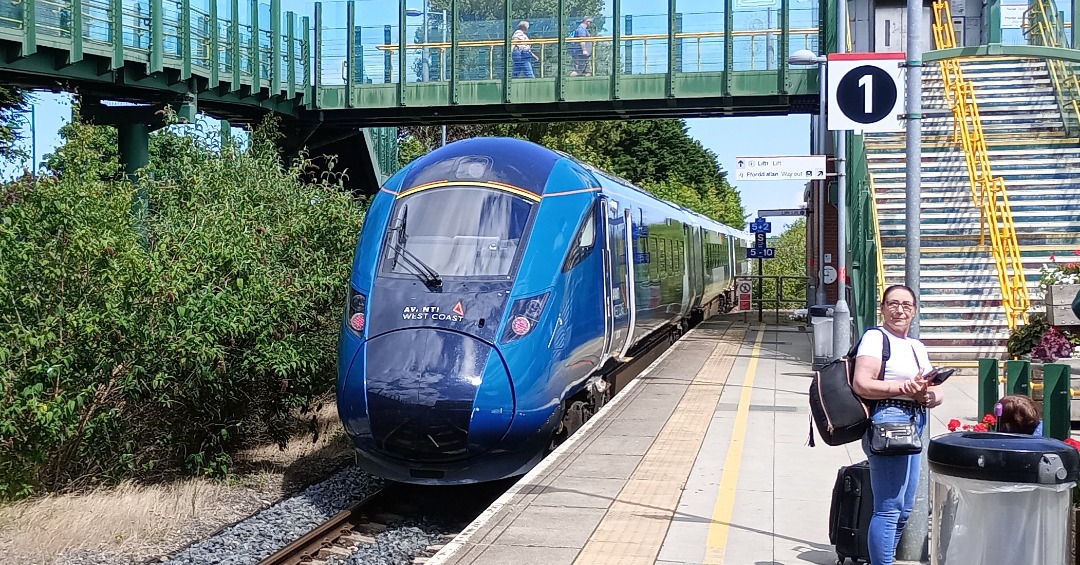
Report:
930,0,1032,329
1026,0,1080,135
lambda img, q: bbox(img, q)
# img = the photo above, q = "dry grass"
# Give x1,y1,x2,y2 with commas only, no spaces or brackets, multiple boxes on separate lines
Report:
0,397,354,562
0,478,238,557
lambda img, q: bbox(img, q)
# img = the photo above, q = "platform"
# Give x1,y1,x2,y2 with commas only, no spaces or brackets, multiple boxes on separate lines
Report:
428,316,980,565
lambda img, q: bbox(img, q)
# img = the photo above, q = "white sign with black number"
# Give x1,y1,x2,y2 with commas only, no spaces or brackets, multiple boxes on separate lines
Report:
827,52,906,133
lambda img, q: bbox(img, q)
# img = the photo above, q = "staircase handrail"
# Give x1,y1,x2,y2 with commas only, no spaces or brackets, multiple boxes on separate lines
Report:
867,166,886,304
931,0,1032,329
846,132,884,334
1024,0,1080,136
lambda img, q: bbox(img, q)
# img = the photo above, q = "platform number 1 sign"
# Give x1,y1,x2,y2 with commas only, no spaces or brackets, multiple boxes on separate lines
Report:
827,52,906,133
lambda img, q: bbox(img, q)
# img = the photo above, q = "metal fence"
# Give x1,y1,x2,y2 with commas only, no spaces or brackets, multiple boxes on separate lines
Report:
740,274,808,323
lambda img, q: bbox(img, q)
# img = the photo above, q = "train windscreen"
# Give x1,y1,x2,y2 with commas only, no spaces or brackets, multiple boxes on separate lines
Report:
381,186,534,279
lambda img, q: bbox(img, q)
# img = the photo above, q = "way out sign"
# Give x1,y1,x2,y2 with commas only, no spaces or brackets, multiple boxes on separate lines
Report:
827,52,906,133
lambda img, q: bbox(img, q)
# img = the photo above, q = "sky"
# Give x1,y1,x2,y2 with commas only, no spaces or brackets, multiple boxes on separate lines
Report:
686,115,810,232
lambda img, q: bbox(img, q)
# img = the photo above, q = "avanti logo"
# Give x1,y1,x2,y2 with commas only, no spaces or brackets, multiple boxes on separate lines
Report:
453,301,465,317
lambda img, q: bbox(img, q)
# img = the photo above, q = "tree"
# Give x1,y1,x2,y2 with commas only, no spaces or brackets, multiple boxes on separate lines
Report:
1,115,364,497
0,87,29,164
426,0,603,21
399,119,746,227
758,218,807,307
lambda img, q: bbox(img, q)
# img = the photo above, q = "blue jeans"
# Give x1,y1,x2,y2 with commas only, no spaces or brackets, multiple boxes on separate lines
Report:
861,402,927,565
513,51,534,78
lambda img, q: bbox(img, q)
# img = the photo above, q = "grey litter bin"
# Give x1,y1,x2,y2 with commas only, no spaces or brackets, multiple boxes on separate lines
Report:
928,432,1080,565
809,304,834,369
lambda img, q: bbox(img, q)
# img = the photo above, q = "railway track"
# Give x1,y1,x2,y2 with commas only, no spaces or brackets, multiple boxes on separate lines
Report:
257,326,681,565
256,480,510,565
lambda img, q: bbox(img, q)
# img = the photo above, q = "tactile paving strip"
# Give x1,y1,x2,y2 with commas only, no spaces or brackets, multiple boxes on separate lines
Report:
572,322,747,565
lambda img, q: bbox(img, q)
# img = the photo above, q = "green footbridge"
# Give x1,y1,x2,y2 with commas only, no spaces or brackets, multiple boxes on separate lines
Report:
0,0,824,186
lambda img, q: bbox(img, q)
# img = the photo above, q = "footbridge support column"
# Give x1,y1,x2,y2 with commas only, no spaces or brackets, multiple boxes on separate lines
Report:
81,94,196,241
117,123,150,182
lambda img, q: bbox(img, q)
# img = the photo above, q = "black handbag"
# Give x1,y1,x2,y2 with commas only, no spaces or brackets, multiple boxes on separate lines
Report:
869,419,922,455
867,340,924,456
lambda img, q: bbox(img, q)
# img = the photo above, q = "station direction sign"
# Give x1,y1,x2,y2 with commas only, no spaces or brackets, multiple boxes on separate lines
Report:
758,208,807,217
748,218,772,234
735,155,826,182
747,217,775,259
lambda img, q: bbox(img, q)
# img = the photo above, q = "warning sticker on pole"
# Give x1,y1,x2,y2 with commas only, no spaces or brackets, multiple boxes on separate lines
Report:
736,278,752,311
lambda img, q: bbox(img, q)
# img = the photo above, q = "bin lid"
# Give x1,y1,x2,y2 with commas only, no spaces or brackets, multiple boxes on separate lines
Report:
928,432,1080,484
809,305,835,317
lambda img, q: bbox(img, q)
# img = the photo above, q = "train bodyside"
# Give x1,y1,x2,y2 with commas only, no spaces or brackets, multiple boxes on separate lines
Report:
337,138,749,485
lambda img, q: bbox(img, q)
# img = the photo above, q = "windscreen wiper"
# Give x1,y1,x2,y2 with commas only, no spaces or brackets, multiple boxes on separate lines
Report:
390,206,443,289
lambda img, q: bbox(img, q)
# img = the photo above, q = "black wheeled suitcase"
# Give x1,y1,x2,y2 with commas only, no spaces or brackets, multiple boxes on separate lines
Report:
828,460,873,565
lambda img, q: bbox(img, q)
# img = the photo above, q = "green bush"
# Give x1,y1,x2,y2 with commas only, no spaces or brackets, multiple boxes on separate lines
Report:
0,115,365,498
1007,313,1051,359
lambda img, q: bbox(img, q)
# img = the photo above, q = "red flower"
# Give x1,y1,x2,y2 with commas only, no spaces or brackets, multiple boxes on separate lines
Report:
1065,438,1080,451
1051,254,1057,262
982,414,997,426
962,424,973,431
1073,249,1080,256
948,419,962,432
973,423,989,432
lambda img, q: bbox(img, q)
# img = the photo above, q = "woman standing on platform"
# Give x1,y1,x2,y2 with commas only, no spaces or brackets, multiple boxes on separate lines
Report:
851,284,944,565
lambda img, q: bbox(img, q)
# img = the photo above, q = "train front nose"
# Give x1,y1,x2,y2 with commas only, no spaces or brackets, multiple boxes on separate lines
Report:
362,329,514,462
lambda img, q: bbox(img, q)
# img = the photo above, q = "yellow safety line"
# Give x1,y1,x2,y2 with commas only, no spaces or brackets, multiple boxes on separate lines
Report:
396,180,540,201
703,324,766,564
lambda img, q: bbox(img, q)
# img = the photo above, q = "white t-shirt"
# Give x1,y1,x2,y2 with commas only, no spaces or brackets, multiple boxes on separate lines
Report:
855,327,933,402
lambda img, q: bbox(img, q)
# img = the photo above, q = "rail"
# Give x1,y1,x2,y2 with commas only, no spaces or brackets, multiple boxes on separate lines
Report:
737,274,808,323
369,28,820,78
1024,0,1080,136
0,0,312,102
931,0,1031,329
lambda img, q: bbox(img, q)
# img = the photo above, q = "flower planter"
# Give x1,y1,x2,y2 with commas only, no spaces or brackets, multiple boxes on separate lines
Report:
1046,284,1080,326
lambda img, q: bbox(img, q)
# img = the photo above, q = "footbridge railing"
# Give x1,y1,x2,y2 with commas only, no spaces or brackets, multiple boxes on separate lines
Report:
1025,0,1080,136
0,0,311,107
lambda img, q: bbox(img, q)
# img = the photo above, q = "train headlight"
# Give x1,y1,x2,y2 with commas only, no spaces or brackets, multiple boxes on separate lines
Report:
501,292,550,343
347,288,367,335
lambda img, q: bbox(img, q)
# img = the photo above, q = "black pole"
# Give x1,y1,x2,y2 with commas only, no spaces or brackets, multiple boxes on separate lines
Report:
757,257,763,323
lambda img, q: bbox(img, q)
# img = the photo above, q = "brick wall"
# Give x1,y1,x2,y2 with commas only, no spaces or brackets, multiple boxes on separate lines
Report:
806,177,841,305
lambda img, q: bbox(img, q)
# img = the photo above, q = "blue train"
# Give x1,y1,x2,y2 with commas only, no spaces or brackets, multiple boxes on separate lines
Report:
337,138,753,484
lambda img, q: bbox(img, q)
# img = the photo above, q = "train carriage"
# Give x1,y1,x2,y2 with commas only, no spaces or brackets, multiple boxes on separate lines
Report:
337,138,752,484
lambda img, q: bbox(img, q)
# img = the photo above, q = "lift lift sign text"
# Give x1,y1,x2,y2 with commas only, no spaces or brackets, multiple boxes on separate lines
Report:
402,305,464,322
734,156,827,182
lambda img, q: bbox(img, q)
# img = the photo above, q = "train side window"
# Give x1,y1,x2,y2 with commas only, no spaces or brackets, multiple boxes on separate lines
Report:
562,208,597,272
650,237,659,279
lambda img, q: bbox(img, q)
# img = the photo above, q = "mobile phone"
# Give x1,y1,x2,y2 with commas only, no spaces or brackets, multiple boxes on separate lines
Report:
927,368,956,386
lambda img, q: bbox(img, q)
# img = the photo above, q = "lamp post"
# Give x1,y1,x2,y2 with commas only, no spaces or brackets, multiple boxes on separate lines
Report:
407,6,448,146
788,49,827,307
405,7,430,81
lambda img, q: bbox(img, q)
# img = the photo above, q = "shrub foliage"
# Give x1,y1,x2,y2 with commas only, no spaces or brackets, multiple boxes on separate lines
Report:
0,115,365,498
